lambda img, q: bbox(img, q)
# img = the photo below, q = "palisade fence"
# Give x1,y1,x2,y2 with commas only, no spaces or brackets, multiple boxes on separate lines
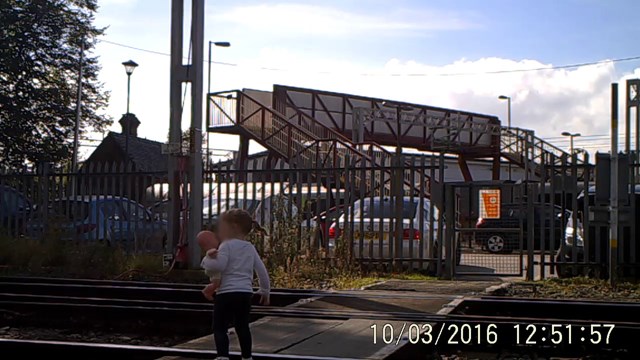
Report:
0,162,168,253
204,158,447,272
0,158,448,271
536,152,640,279
1,151,638,279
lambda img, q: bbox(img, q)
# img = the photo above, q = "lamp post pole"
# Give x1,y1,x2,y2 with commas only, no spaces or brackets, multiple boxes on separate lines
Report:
206,41,230,171
72,39,84,175
126,73,132,114
122,60,138,163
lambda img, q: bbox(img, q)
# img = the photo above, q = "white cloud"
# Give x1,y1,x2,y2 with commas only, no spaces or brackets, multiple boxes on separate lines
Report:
210,3,477,37
218,50,621,143
91,39,635,159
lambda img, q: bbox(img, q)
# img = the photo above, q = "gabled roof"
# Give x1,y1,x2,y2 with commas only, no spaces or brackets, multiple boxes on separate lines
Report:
85,132,168,173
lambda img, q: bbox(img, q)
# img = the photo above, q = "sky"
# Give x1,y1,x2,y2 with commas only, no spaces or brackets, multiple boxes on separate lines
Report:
85,0,640,159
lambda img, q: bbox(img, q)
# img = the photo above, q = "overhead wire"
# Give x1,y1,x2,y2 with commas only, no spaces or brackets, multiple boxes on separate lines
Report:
97,38,640,77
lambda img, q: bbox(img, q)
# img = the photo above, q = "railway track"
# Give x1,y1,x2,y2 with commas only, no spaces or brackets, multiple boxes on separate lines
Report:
0,338,358,360
0,276,461,303
1,277,640,358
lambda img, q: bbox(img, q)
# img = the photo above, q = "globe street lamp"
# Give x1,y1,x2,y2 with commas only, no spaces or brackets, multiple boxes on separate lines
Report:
122,60,138,114
561,131,581,155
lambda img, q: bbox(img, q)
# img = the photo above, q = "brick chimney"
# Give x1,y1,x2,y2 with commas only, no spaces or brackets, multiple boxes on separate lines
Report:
118,113,140,137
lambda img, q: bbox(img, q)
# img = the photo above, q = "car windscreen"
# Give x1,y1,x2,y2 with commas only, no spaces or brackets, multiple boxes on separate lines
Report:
353,199,418,219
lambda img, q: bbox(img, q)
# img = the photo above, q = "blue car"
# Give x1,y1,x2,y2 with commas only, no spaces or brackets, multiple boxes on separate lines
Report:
28,196,167,252
0,185,32,236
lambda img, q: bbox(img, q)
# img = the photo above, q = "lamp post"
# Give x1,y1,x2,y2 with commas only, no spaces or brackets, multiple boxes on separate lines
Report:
206,41,230,171
561,131,581,155
122,60,138,164
498,95,511,128
498,95,512,180
122,60,138,114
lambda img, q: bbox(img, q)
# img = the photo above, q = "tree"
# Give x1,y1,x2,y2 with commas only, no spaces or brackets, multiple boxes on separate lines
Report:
0,0,110,170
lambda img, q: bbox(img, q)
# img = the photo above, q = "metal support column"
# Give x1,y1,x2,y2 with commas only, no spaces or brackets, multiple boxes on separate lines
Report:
188,0,205,268
626,79,640,173
610,83,619,287
168,0,206,268
167,0,184,256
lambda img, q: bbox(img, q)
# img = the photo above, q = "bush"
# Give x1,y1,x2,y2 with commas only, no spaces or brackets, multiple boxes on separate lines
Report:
248,195,360,289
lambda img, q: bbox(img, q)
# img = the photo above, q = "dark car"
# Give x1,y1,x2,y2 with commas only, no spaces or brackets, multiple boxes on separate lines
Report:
475,203,569,253
0,185,32,236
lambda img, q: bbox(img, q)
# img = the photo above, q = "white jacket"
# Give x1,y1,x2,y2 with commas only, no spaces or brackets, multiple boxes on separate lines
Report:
200,239,270,296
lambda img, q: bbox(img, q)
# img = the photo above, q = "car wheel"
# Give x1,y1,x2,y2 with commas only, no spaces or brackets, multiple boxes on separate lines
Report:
485,234,508,254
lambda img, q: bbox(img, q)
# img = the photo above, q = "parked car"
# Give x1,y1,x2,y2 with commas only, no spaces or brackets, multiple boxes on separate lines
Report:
28,196,167,251
327,196,459,266
555,214,586,277
475,203,569,254
0,185,32,236
555,185,640,278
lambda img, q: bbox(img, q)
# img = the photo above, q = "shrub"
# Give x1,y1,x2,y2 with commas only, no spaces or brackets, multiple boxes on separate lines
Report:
248,194,360,289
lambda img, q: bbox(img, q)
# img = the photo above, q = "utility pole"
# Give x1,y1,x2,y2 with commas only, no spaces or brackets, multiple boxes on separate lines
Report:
610,83,619,288
189,0,205,268
167,0,184,262
72,39,84,175
167,0,205,268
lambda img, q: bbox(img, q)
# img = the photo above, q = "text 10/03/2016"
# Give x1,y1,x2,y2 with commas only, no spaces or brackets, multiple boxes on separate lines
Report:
370,323,616,346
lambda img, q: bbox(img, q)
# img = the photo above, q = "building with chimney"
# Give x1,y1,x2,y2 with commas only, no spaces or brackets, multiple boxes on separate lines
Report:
79,113,168,203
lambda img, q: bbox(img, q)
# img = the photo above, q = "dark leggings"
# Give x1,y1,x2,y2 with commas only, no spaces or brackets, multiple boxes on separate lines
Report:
213,292,253,358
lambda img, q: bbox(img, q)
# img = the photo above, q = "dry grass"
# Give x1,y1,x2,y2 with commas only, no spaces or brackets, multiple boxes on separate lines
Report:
504,277,640,302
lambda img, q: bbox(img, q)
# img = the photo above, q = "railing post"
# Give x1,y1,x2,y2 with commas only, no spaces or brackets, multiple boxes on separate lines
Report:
287,126,292,159
444,183,455,279
261,109,265,139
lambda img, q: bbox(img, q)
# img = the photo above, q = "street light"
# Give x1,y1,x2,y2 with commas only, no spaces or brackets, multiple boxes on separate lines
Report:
561,131,581,155
207,41,231,94
121,60,138,165
207,41,231,171
122,60,138,114
498,95,512,180
498,95,511,128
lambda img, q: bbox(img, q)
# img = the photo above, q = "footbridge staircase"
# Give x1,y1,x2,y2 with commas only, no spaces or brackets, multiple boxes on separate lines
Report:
208,90,433,198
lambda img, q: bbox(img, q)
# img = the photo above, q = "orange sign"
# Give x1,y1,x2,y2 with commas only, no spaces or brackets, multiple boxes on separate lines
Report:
479,189,500,219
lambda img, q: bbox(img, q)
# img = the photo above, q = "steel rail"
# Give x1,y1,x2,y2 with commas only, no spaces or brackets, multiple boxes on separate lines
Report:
0,278,461,301
0,338,360,360
0,299,444,323
3,295,640,329
479,295,640,306
0,292,443,319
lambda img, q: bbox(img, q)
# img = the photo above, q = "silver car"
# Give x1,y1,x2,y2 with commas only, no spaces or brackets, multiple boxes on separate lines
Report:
328,196,442,260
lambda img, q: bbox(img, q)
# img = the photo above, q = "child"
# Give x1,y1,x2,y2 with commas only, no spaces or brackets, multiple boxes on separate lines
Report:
201,209,270,360
196,230,221,301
